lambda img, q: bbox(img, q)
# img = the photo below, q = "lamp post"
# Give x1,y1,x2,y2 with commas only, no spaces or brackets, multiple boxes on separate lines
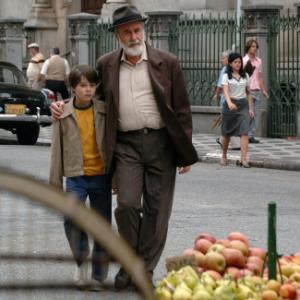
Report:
236,0,242,50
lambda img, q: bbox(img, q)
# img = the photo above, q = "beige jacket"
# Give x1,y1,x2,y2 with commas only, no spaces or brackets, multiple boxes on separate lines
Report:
49,98,107,189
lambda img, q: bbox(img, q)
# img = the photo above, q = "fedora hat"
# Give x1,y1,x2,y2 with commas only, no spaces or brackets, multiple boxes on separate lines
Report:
108,5,148,32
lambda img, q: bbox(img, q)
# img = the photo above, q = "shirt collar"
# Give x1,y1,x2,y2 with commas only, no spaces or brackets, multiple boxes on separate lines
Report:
245,53,258,61
120,42,148,65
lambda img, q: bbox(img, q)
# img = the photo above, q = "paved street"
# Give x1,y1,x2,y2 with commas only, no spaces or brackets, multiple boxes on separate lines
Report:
1,126,300,171
0,143,299,299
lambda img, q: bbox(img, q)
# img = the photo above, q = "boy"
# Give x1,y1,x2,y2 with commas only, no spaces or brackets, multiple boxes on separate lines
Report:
49,65,111,290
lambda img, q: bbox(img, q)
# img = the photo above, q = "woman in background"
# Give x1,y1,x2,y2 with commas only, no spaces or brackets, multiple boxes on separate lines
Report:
221,52,254,168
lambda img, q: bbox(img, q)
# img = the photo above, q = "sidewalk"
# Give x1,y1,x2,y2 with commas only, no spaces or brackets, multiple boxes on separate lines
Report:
1,127,300,171
193,133,300,171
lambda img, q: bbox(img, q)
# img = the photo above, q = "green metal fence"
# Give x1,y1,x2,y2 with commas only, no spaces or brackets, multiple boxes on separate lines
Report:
169,14,245,106
267,14,300,137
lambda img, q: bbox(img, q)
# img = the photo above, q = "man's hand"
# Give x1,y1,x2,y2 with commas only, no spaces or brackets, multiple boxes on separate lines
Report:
51,100,65,120
178,166,191,174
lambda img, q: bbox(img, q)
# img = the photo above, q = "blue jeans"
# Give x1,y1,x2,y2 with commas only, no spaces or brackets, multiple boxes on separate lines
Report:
249,90,262,138
64,174,111,281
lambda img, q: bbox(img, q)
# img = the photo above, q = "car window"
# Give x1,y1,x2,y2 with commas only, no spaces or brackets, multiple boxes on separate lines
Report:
0,66,26,85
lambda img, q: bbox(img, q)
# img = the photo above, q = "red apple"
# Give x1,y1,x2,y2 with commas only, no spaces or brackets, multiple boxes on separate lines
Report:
193,250,206,267
290,272,300,283
237,268,253,278
227,231,249,246
208,244,225,253
249,247,267,259
205,269,222,280
261,290,279,300
229,240,249,257
279,283,297,299
246,262,262,276
215,239,231,248
194,238,213,254
247,256,264,270
182,248,206,268
182,248,195,256
224,267,240,280
204,251,226,273
291,256,300,265
266,279,281,294
195,233,216,244
281,264,295,278
222,248,246,268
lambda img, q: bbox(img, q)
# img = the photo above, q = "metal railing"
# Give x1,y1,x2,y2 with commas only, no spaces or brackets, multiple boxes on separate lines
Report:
0,168,154,299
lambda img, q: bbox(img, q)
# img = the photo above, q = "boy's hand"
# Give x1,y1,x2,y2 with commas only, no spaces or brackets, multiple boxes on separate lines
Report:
51,101,65,120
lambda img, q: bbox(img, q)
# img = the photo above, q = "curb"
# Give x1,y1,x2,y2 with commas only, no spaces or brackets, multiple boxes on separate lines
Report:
199,156,300,172
0,137,51,147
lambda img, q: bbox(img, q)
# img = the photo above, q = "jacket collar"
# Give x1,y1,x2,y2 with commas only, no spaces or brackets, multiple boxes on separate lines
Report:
106,43,164,109
60,97,102,119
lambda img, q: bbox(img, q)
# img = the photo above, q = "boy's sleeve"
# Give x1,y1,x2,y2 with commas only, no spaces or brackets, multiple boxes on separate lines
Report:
49,120,63,189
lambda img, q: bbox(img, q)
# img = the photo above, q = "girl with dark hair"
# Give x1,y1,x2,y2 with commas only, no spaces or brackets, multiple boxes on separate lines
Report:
221,52,254,168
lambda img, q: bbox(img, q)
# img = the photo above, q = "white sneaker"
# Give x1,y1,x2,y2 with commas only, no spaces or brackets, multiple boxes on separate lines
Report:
87,278,105,292
73,261,88,287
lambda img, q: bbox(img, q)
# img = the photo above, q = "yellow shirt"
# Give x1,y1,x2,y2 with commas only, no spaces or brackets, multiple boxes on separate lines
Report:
74,104,104,176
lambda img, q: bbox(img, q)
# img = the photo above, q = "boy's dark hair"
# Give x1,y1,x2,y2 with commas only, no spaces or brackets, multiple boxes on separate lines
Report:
245,39,259,54
226,52,247,79
68,65,98,89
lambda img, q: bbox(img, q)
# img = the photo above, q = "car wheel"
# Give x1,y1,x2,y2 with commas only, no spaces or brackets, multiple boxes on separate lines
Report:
16,125,40,145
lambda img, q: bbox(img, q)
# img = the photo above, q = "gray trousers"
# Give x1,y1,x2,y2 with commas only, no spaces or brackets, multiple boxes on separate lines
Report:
249,90,262,138
114,128,177,273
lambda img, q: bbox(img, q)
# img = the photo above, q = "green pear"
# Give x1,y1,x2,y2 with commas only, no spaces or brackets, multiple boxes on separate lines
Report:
193,283,210,293
200,272,217,289
183,273,199,290
182,265,200,280
213,285,236,300
192,289,214,300
236,284,256,300
173,283,193,300
165,270,181,288
154,286,172,300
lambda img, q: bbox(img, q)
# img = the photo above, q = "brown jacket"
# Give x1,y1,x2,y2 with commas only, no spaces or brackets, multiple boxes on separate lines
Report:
96,44,198,170
49,98,107,189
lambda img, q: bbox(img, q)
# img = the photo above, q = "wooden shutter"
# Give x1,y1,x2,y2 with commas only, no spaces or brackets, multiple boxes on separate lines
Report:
81,0,105,14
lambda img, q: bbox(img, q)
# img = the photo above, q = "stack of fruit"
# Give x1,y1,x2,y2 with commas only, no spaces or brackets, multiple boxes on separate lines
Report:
186,231,266,279
154,231,300,299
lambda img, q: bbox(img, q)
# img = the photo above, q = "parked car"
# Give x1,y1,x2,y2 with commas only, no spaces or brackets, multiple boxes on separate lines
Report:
0,61,54,145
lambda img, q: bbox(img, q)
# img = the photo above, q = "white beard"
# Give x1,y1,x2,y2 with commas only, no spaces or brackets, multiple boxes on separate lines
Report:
120,41,144,57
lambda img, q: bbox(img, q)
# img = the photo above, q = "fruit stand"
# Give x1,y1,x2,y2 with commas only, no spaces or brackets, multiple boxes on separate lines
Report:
155,203,300,300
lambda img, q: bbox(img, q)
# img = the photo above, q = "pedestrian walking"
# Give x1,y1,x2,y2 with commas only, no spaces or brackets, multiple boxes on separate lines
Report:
243,39,269,143
215,49,240,151
40,47,70,100
26,43,45,90
49,65,111,290
221,52,254,168
50,4,198,289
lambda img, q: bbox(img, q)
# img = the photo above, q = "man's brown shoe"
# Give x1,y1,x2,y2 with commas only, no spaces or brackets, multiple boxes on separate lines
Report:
114,268,131,290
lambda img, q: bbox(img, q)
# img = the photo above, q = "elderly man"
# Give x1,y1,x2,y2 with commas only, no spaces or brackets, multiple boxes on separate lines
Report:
51,5,198,289
26,43,45,90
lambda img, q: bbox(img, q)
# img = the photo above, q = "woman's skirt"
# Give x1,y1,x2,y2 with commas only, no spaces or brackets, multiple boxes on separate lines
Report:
221,98,250,137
